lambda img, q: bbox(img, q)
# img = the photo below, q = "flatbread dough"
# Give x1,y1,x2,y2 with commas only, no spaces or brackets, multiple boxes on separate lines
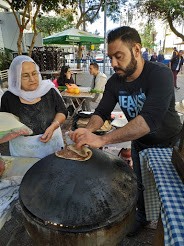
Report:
0,112,33,144
76,118,112,132
55,144,92,161
99,120,112,132
0,112,29,131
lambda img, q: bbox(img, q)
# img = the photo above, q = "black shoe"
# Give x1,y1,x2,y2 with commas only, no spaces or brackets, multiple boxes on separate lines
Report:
175,87,180,90
127,220,149,237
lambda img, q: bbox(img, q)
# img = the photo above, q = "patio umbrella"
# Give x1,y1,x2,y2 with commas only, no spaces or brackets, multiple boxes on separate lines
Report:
43,28,104,45
43,28,104,68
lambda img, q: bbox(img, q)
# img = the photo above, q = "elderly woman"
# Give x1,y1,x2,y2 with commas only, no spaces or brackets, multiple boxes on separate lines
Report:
0,55,68,158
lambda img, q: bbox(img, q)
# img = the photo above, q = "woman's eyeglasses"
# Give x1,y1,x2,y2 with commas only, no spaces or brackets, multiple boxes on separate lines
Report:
21,71,40,81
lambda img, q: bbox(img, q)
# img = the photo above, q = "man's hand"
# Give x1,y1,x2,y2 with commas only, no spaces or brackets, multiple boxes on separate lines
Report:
69,128,105,149
40,125,55,143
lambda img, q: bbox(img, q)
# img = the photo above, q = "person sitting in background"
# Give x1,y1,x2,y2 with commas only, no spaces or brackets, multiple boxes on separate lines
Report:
169,50,183,90
52,65,75,115
157,51,165,63
83,62,107,111
89,62,107,101
150,52,157,62
0,55,68,159
57,65,74,86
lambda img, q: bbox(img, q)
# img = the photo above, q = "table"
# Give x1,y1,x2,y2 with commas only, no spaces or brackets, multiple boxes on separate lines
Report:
61,90,95,117
40,70,60,79
139,148,184,246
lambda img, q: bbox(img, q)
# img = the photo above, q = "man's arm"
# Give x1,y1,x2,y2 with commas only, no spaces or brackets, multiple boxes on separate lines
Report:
70,115,150,149
86,115,104,132
101,115,150,145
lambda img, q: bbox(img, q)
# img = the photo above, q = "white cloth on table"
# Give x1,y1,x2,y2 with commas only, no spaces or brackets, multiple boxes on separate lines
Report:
9,127,64,158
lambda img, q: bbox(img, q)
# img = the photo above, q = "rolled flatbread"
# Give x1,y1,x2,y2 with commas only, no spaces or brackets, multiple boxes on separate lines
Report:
55,144,92,161
98,120,112,132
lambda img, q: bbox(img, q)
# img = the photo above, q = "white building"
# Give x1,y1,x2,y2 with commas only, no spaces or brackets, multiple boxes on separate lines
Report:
0,1,42,53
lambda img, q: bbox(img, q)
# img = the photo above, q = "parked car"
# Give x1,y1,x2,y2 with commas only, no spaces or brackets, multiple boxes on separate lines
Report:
94,53,104,63
163,54,172,66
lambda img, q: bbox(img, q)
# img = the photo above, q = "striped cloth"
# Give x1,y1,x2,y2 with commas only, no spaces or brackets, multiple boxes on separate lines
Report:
139,148,184,246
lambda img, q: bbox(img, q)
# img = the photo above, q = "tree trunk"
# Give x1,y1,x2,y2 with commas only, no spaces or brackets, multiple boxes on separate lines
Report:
28,31,38,57
167,15,184,41
17,28,24,55
28,0,43,56
77,44,83,69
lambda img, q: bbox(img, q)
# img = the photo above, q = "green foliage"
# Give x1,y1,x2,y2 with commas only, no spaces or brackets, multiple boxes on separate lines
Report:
10,0,77,12
90,89,103,93
136,0,184,40
139,22,156,50
36,15,74,37
137,0,184,21
77,0,133,28
0,49,12,70
106,0,131,22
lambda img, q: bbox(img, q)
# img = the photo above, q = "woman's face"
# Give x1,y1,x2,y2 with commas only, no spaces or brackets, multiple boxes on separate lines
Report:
21,62,39,91
65,68,72,78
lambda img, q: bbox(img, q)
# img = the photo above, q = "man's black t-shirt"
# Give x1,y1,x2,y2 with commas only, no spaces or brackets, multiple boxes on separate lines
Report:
94,61,182,146
1,88,67,135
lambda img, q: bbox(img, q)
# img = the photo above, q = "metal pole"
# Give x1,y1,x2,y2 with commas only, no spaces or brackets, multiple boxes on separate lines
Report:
83,0,86,31
103,0,107,74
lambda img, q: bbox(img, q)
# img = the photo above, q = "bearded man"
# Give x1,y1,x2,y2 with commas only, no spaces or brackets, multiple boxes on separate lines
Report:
70,26,182,236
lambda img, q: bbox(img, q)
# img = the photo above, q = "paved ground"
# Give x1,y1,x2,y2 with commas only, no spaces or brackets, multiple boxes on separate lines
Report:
0,70,183,246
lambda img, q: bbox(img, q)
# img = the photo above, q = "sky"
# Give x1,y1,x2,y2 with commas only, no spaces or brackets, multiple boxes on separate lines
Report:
87,15,120,37
87,1,135,37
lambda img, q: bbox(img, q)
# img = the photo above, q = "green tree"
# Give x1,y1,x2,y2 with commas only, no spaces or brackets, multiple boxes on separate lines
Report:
5,0,77,56
139,22,156,50
36,13,74,38
75,0,131,30
76,0,102,29
136,0,184,41
0,49,12,70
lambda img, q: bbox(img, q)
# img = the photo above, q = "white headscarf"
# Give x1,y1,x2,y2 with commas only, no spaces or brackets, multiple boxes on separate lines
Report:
8,55,59,102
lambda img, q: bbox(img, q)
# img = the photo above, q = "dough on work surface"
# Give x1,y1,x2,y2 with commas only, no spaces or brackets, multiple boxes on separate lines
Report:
0,112,33,144
55,144,92,161
77,118,112,132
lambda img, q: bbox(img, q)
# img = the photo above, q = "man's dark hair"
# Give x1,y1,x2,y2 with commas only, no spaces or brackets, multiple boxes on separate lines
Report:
107,26,142,47
90,62,99,70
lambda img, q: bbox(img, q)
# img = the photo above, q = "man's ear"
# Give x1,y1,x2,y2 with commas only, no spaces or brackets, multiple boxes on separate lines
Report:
133,44,141,57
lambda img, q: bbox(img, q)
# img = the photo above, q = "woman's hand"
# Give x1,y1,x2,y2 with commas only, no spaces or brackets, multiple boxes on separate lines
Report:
69,128,105,149
40,125,55,143
66,70,72,79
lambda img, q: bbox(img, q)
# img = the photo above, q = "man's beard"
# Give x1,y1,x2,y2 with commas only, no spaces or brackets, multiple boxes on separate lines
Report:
114,49,137,80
